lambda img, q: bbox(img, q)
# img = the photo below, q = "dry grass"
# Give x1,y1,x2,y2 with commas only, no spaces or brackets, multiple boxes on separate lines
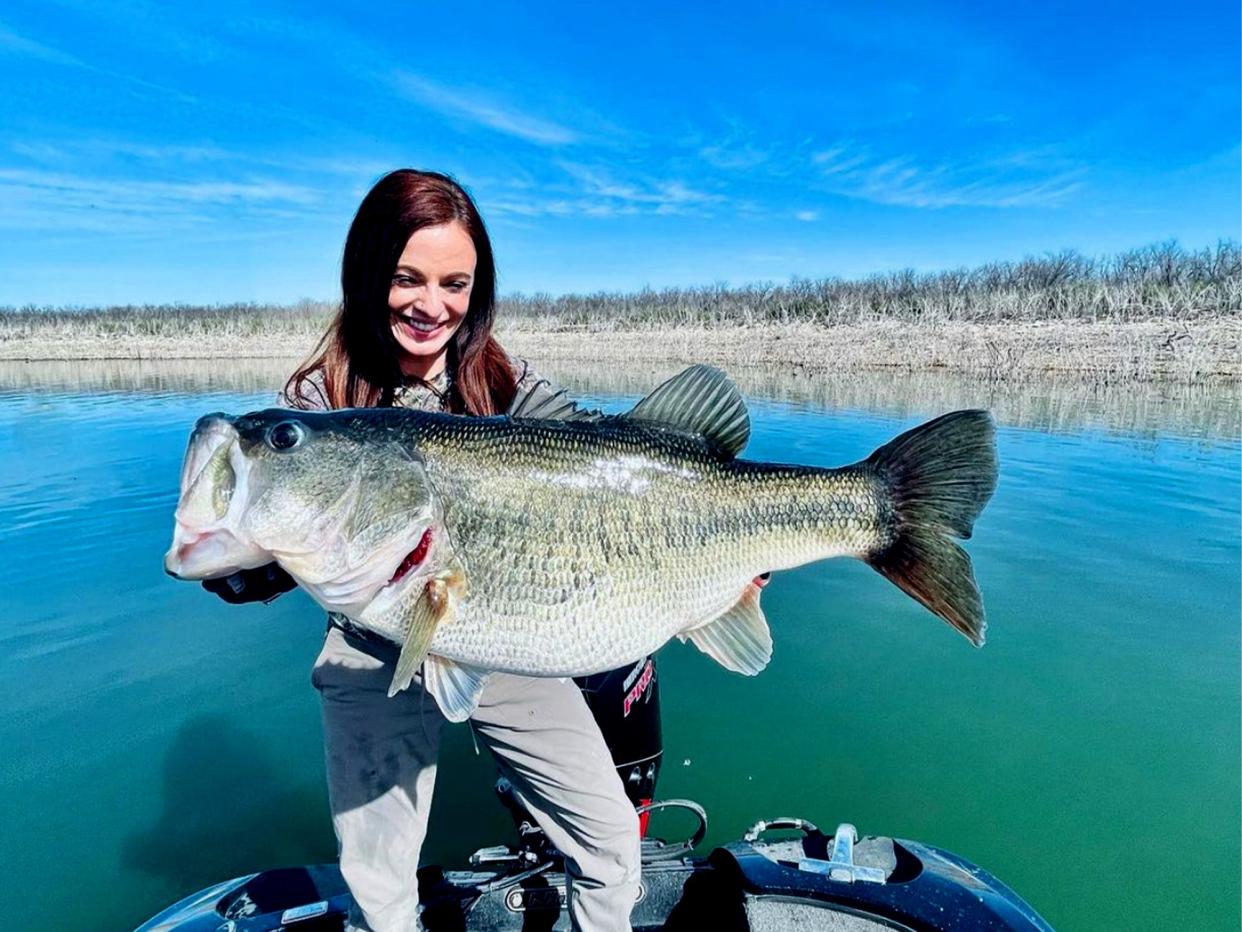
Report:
0,300,330,355
501,318,1240,382
2,241,1237,381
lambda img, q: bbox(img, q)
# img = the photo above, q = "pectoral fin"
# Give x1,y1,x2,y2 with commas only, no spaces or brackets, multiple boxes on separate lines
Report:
682,583,773,675
387,567,466,698
423,655,491,722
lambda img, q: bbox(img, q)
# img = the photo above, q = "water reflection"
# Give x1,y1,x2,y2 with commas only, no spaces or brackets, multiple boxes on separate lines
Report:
549,363,1241,443
122,715,334,891
0,357,1237,441
0,358,288,398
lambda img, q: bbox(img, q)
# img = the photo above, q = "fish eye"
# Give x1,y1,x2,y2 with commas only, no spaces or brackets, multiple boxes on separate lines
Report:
267,421,304,452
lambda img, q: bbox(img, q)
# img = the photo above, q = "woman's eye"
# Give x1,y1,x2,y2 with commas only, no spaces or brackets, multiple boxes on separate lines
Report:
393,276,415,287
268,421,304,451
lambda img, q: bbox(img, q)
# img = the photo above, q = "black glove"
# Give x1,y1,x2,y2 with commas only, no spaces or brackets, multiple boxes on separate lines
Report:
202,563,297,605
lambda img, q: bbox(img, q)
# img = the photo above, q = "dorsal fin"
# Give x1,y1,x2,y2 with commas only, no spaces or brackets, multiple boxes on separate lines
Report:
507,377,604,422
624,364,750,457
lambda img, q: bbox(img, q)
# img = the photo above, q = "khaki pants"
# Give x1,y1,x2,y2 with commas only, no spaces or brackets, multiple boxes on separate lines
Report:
312,625,641,931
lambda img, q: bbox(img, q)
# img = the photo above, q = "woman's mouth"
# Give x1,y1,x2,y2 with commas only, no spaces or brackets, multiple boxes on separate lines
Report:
394,314,448,342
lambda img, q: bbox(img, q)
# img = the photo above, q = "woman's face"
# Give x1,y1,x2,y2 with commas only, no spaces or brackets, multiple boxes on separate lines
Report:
388,221,477,378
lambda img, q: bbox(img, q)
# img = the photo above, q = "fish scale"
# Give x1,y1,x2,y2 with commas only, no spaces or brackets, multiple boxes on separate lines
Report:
400,415,888,675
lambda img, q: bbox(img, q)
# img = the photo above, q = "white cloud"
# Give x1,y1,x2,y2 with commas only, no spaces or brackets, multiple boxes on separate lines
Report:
488,196,632,219
0,19,195,102
556,161,723,216
392,72,578,147
11,139,232,163
0,20,85,67
699,140,771,171
482,163,726,221
8,138,399,182
0,168,319,204
795,210,818,222
811,144,870,176
0,168,324,231
812,142,1085,209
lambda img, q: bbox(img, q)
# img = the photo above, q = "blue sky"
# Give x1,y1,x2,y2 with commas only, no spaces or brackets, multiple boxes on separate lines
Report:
1,0,1238,306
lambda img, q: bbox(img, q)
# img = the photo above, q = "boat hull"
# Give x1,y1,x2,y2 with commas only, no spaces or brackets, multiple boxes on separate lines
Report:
138,828,1051,931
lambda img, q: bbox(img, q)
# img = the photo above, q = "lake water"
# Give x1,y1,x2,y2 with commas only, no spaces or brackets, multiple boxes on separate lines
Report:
1,360,1238,931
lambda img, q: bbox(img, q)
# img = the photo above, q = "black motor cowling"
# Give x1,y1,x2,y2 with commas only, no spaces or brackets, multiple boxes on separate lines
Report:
575,654,663,817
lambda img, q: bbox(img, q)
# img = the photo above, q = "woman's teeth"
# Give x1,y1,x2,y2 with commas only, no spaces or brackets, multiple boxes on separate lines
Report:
399,317,441,334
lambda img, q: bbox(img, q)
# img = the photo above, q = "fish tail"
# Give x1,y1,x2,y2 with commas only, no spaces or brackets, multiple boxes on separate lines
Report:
863,410,998,646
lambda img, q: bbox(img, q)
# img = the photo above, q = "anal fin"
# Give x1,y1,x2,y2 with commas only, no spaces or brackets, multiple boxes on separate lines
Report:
424,655,491,722
684,583,773,675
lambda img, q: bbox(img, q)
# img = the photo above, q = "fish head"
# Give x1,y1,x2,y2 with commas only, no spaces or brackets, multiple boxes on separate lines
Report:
165,409,449,618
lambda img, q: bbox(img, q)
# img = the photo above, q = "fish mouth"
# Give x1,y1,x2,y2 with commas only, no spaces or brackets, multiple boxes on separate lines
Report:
164,414,266,580
164,527,258,580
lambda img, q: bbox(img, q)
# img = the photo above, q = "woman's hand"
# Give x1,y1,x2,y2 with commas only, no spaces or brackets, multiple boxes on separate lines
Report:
202,563,297,604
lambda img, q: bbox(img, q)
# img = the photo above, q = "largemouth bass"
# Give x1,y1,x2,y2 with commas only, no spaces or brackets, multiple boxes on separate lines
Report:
165,365,997,721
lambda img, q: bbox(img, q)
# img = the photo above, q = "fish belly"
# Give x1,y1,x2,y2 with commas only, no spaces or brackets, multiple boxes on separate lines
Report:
425,574,749,676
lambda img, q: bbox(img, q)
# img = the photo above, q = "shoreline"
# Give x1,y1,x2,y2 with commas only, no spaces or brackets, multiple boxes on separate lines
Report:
2,318,1237,381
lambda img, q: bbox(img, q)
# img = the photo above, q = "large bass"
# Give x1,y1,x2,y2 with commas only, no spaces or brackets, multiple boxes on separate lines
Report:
165,365,998,721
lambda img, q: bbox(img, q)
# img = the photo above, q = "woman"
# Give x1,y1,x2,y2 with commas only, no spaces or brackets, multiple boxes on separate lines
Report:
208,170,641,932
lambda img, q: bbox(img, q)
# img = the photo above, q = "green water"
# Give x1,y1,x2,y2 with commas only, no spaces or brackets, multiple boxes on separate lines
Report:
1,360,1238,930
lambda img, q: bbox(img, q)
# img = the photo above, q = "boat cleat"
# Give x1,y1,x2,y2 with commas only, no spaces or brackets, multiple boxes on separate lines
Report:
798,823,887,884
468,845,543,869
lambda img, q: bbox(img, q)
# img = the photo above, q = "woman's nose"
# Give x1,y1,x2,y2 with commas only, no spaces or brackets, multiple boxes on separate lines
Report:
412,286,439,314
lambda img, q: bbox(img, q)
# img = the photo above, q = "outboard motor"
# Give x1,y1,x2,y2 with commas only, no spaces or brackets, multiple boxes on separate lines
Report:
576,654,662,831
496,654,663,838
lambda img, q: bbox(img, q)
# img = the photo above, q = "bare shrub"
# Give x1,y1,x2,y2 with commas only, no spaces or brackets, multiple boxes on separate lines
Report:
496,240,1239,329
1,242,1237,380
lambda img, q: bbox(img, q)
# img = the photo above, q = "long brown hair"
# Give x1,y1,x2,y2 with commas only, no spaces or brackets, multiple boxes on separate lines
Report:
286,170,517,415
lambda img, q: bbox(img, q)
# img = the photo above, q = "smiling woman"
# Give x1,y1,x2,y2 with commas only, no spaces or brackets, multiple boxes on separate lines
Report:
285,170,519,415
388,223,476,379
224,169,646,932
